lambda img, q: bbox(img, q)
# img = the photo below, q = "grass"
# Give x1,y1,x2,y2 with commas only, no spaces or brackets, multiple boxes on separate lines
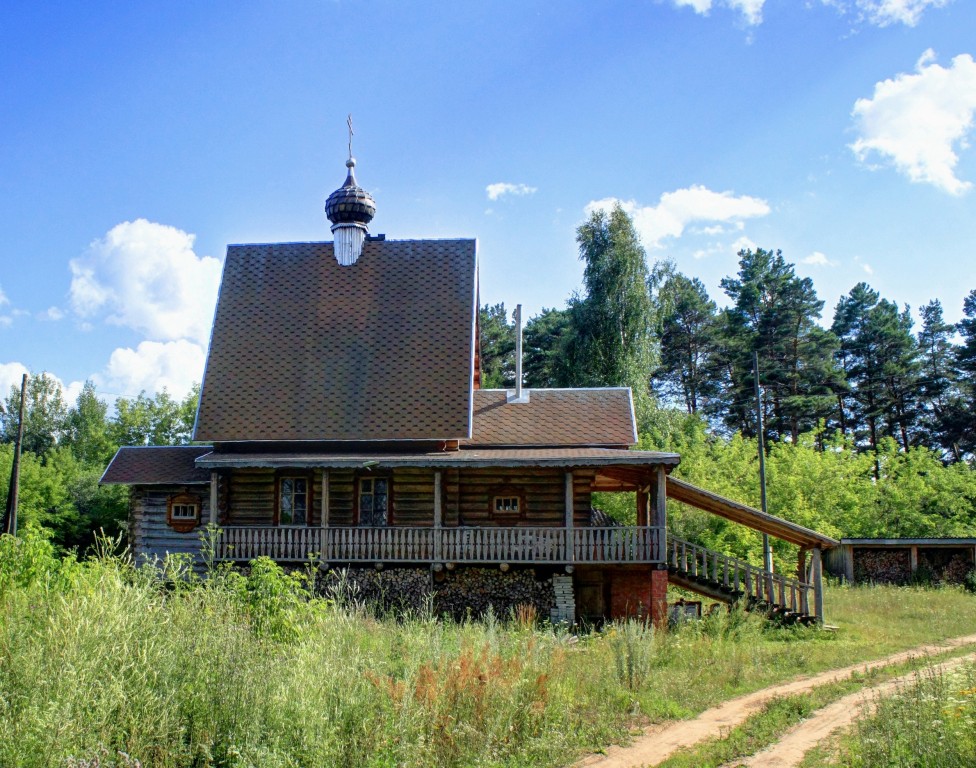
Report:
1,532,976,767
804,660,976,768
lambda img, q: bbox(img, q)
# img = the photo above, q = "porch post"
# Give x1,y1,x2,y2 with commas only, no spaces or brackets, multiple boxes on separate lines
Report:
654,466,668,561
434,471,443,563
564,471,574,563
209,471,218,525
811,547,824,624
797,547,807,584
320,469,330,563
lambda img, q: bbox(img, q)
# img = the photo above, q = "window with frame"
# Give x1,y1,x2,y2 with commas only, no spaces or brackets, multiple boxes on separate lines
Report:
493,496,521,515
167,492,201,532
489,485,525,523
358,477,389,526
279,476,308,525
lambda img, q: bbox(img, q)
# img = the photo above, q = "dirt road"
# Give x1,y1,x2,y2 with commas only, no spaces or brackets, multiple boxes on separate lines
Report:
575,633,976,768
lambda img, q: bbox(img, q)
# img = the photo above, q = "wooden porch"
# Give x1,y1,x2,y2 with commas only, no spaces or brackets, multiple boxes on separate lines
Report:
213,524,667,565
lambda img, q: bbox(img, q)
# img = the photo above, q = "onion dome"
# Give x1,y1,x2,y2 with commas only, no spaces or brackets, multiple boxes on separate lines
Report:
325,157,376,265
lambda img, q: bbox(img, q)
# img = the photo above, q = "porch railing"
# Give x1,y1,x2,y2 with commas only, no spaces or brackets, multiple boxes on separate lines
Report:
213,525,666,565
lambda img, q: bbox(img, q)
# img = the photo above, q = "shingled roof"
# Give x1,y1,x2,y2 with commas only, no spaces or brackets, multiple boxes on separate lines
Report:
194,239,477,442
465,388,637,447
101,446,213,485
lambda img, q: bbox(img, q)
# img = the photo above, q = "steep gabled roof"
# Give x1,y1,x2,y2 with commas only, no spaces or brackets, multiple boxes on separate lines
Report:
100,445,213,485
194,239,478,442
464,388,637,447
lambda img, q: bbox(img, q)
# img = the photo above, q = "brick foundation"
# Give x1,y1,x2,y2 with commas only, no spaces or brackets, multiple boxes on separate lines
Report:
607,566,668,626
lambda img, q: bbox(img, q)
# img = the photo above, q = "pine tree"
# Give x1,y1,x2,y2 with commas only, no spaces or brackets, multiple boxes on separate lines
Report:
916,300,961,458
718,248,841,445
478,303,516,389
655,271,721,415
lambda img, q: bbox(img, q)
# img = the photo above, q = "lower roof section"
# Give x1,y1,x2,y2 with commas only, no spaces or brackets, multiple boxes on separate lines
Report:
101,445,214,485
194,446,680,471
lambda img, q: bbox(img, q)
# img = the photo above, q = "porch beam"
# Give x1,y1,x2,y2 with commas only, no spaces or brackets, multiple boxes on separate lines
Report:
434,470,443,562
564,471,574,562
209,471,218,525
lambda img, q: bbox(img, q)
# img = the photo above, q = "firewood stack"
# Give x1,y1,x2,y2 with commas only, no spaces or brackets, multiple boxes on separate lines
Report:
315,565,558,621
433,567,556,621
853,549,911,584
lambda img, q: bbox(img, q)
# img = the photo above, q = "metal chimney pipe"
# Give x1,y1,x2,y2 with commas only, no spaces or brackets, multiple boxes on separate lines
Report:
515,304,523,400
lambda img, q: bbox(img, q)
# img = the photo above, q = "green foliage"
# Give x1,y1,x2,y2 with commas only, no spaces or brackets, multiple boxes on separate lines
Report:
523,306,573,387
1,372,68,454
111,385,199,447
478,302,516,389
565,204,657,424
719,248,841,444
641,412,976,568
2,548,976,767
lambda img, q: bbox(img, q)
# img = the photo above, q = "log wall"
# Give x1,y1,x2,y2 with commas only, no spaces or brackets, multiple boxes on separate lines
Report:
130,485,209,563
221,466,596,528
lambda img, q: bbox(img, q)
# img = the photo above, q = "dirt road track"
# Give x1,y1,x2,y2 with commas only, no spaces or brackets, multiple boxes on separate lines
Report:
574,633,976,768
734,652,976,767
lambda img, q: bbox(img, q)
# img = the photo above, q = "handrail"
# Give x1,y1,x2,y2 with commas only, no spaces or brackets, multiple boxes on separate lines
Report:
666,534,816,619
214,524,667,565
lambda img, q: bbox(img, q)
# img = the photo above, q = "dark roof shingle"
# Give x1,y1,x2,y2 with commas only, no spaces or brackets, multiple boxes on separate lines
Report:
195,239,477,442
464,388,637,447
100,446,214,485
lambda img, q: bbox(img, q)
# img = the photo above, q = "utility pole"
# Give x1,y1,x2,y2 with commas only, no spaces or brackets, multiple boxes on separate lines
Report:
753,353,772,572
3,373,27,536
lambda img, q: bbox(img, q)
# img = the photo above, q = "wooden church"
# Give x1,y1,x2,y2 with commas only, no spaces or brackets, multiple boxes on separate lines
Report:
103,148,835,624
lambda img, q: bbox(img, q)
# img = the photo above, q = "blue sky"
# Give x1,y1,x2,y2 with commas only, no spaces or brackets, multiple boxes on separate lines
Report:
1,0,975,405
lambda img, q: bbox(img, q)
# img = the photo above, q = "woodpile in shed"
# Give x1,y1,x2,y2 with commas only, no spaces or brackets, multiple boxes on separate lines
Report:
919,550,975,585
853,549,911,584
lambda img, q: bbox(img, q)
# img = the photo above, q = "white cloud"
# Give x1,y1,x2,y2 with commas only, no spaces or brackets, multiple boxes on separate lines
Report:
69,219,222,345
731,235,758,255
0,317,11,329
0,362,29,399
0,285,8,306
39,306,64,321
862,263,875,275
0,363,83,406
585,185,770,249
802,251,837,266
854,0,950,27
850,50,976,195
486,182,538,201
93,340,206,400
672,0,765,25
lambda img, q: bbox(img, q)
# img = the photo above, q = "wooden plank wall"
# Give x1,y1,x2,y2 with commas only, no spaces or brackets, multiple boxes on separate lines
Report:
456,467,594,527
130,485,209,563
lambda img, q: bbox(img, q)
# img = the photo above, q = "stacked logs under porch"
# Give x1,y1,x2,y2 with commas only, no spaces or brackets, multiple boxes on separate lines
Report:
314,565,559,622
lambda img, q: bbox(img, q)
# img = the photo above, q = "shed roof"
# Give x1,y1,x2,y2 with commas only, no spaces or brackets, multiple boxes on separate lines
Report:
100,446,213,485
666,476,839,549
194,238,477,442
464,388,637,447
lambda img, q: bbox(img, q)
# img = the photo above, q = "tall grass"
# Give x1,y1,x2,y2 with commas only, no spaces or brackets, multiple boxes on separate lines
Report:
2,532,976,767
834,662,976,767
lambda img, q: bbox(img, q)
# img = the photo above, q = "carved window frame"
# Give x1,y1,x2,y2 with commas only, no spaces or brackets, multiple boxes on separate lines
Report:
489,485,525,524
167,492,201,533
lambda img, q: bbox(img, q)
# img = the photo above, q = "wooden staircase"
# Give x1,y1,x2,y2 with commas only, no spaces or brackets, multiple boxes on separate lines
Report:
666,535,819,624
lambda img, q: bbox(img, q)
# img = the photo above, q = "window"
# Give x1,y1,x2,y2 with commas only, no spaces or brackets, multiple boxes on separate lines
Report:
493,496,521,514
358,477,389,526
171,502,198,520
279,477,308,525
489,486,525,523
167,493,201,532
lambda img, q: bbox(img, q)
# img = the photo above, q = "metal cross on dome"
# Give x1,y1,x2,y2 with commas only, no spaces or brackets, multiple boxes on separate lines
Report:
347,114,354,161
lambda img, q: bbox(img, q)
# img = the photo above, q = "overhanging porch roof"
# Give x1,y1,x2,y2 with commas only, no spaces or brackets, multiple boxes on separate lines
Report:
666,476,838,550
195,447,681,472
